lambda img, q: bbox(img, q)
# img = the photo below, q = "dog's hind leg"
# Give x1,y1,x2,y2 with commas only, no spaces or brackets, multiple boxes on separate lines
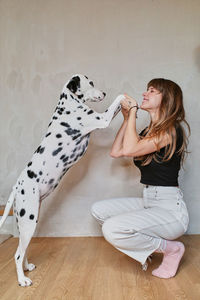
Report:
14,185,40,286
24,257,36,272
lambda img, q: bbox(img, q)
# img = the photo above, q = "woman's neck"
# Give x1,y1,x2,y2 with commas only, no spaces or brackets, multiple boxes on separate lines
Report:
149,110,159,124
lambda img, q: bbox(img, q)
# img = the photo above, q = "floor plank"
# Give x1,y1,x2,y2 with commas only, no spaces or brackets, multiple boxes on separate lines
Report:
0,236,199,300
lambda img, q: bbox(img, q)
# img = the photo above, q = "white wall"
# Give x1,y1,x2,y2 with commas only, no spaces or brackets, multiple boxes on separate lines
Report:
0,0,199,236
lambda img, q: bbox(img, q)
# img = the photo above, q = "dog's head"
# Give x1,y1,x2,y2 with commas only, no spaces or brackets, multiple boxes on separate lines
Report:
63,74,106,102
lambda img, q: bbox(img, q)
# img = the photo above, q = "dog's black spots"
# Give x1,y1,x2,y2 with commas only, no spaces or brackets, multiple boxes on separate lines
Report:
54,183,58,189
77,117,81,120
27,170,37,179
60,93,65,100
62,101,64,105
27,161,32,167
36,178,40,182
20,209,26,217
60,154,65,160
73,155,79,162
73,147,77,153
67,76,80,93
87,110,94,115
36,220,38,223
52,147,63,156
48,121,52,127
63,156,69,163
89,81,94,87
60,93,67,100
60,122,70,128
45,132,51,138
66,111,71,114
58,142,62,146
57,111,62,115
56,134,62,138
77,105,83,109
21,189,25,195
76,139,82,145
29,214,34,220
17,255,20,260
16,217,18,223
53,116,58,120
84,109,87,112
56,163,59,168
65,128,80,136
36,146,45,154
49,178,54,184
75,136,84,145
70,154,75,159
43,161,46,166
39,171,43,175
78,94,84,99
84,75,88,79
96,116,100,120
72,133,82,140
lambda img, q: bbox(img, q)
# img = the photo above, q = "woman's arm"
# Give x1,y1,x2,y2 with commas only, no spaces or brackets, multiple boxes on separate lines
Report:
111,96,171,158
110,119,128,157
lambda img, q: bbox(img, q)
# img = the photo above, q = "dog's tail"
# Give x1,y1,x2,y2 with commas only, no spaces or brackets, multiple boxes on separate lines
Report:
0,191,15,229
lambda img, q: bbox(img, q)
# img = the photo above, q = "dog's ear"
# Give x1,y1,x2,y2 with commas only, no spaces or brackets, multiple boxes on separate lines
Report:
66,76,80,93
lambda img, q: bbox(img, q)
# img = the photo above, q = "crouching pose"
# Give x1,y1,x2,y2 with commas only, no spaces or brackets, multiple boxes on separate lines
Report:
91,78,190,278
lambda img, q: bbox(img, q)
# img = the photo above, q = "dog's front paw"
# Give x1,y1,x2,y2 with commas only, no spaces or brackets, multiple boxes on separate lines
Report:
116,94,126,102
24,263,36,272
113,104,121,116
18,276,32,287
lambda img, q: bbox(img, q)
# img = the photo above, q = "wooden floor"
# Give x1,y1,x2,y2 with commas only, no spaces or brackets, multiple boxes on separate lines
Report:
0,236,200,300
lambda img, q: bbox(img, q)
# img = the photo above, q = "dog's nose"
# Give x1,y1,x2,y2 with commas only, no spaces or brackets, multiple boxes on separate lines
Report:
103,92,106,97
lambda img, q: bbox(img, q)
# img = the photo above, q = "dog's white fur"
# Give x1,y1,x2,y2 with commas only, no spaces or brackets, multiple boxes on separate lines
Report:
0,74,124,286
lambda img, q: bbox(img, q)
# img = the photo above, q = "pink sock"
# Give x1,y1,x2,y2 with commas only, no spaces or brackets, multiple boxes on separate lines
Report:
152,240,185,279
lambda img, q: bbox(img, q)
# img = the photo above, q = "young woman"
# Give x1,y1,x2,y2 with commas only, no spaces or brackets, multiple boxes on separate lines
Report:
91,78,190,278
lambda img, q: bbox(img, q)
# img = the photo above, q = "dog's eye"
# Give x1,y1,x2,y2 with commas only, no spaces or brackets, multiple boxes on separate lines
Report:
89,81,94,87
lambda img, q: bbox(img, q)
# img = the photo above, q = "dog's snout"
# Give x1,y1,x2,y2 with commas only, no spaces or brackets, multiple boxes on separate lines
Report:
103,92,106,97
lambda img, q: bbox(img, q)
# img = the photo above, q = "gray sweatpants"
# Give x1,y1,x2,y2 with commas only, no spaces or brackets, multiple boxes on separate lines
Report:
91,185,189,266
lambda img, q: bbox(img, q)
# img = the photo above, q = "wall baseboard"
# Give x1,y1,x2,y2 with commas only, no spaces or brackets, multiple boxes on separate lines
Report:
0,205,13,216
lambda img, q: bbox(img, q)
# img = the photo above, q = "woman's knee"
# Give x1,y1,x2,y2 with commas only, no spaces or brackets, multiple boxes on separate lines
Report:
91,201,107,225
102,217,126,248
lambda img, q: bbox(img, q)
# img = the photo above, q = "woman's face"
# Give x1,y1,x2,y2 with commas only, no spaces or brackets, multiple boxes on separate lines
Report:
140,86,162,112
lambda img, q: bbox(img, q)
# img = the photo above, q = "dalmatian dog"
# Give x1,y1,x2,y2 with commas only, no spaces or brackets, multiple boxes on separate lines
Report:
0,74,125,287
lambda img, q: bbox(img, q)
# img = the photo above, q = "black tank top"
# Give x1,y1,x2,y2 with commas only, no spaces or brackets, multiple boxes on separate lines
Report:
134,126,183,186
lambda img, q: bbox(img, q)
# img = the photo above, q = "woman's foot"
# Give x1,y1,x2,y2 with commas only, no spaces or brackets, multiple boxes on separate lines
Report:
152,241,185,278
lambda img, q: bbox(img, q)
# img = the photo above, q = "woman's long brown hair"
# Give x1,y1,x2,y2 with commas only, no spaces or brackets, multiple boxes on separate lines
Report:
137,78,190,166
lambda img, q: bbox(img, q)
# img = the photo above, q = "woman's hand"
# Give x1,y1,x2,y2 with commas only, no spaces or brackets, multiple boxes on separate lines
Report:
120,94,138,120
